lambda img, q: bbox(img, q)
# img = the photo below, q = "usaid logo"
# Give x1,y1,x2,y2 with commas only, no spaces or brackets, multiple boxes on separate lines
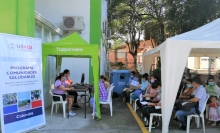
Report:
8,43,32,51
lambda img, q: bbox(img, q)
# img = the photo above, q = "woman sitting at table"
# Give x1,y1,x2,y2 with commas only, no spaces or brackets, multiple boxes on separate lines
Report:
63,69,81,109
53,73,75,117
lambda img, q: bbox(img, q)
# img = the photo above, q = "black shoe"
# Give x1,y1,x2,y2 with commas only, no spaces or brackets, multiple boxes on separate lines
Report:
145,122,159,128
173,117,179,123
190,119,194,127
217,120,220,125
179,125,186,131
72,104,81,109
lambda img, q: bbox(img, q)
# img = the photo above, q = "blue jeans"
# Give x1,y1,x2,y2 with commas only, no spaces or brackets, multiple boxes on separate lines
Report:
90,98,107,112
176,108,196,126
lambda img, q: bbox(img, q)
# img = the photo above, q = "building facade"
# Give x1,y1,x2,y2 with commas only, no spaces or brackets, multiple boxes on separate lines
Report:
108,40,153,72
35,0,108,107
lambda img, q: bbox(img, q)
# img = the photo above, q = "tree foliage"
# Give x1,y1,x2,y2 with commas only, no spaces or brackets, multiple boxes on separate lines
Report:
165,0,220,36
109,0,220,70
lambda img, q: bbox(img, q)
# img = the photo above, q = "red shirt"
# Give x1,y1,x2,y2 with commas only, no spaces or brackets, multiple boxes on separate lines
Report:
209,103,219,107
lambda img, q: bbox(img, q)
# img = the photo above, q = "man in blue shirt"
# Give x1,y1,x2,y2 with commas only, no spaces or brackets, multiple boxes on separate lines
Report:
176,77,207,130
130,73,149,100
128,71,138,85
122,71,138,102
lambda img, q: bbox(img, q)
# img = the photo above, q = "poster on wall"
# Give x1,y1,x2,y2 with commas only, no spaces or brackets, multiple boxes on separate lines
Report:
0,33,46,133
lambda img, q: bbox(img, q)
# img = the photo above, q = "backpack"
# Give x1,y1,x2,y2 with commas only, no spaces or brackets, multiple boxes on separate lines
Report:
176,100,197,112
133,89,142,97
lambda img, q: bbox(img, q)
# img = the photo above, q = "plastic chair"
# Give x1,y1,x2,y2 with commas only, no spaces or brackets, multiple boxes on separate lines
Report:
148,113,162,132
100,85,114,116
186,94,210,133
50,89,67,118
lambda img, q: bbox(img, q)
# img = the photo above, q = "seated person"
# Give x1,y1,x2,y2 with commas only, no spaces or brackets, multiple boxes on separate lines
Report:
173,79,195,122
53,73,75,117
102,77,110,89
205,76,220,97
90,76,108,117
122,71,138,102
136,75,160,109
178,79,195,99
130,73,149,100
176,77,207,130
141,81,161,128
63,69,81,109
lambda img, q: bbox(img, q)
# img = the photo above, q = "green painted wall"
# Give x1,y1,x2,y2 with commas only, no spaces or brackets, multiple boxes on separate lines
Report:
0,0,35,37
90,0,102,84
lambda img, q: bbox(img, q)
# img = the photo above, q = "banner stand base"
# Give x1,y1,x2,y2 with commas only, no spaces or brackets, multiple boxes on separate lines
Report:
23,124,46,133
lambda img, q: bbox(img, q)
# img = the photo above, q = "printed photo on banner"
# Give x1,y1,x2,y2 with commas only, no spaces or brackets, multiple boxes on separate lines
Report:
31,90,41,101
18,99,31,111
3,93,17,107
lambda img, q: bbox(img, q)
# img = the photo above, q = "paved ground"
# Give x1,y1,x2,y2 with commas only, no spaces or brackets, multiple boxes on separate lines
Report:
32,98,142,133
31,97,220,133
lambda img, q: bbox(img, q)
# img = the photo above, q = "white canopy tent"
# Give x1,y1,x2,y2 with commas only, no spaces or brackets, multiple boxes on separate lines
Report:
142,18,220,133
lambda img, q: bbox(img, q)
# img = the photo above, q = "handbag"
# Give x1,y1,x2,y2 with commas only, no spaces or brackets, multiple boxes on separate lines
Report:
176,100,197,111
133,89,142,97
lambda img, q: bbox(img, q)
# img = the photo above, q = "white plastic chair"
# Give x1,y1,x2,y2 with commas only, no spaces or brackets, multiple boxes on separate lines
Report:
100,85,114,116
186,94,210,133
148,113,162,132
50,89,67,118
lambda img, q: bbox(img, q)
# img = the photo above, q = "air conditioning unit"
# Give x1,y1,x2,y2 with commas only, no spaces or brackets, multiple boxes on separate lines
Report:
63,16,84,31
106,29,111,40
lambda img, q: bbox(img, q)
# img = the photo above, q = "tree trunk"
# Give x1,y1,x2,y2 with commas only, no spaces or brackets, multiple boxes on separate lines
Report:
133,55,137,72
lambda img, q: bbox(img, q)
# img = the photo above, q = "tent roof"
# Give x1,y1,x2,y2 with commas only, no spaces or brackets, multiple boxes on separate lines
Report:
44,32,89,46
42,32,99,57
170,18,220,41
143,18,220,57
142,18,220,133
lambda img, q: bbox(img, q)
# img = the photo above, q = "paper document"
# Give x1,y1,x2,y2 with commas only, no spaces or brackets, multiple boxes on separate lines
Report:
140,101,148,105
130,80,139,87
155,106,161,109
139,93,143,101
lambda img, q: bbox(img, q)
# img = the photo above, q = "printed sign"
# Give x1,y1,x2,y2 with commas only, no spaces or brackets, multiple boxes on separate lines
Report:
0,33,45,133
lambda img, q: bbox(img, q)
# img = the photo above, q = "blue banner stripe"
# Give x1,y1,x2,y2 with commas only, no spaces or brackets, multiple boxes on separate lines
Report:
4,107,43,124
3,105,18,114
0,57,41,62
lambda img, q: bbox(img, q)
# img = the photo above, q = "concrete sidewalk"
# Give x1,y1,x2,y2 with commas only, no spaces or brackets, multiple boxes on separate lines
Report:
32,99,142,133
31,98,220,133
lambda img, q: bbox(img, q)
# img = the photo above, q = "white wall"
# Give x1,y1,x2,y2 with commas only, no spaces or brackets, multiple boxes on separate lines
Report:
100,0,108,75
60,58,89,84
35,0,90,42
35,0,91,106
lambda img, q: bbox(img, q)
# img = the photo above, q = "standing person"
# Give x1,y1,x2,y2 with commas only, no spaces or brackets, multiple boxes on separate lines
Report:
63,69,81,109
207,96,220,126
176,77,207,130
53,73,75,117
90,76,108,117
122,71,138,102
